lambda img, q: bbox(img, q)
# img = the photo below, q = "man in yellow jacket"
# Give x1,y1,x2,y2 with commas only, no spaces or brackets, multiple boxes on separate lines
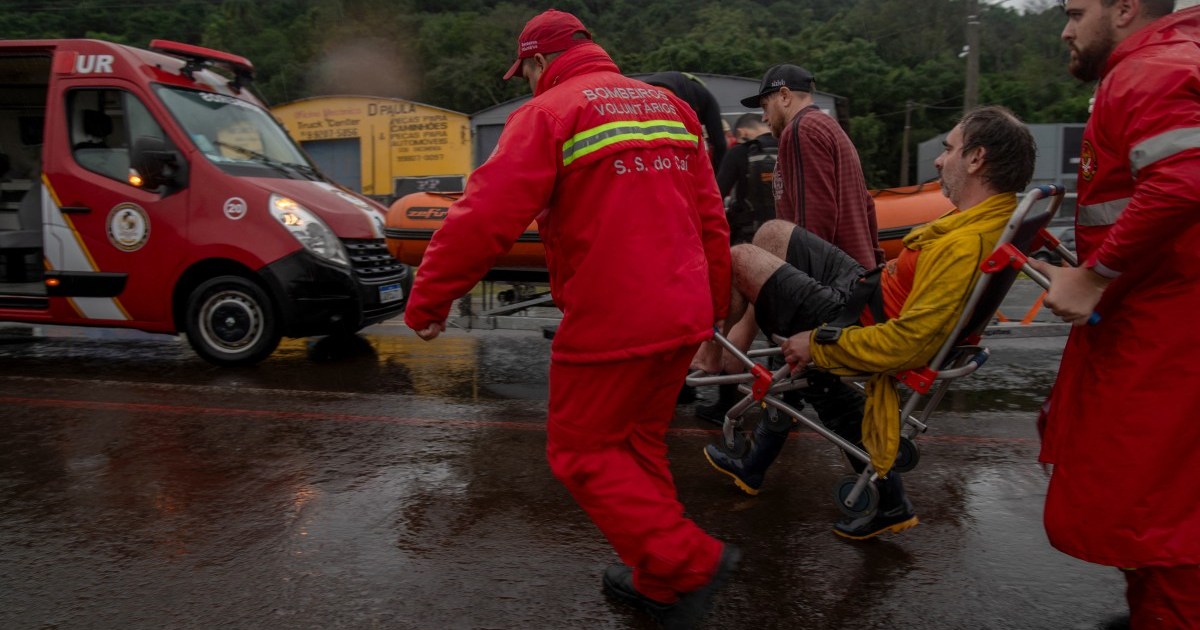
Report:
696,106,1037,539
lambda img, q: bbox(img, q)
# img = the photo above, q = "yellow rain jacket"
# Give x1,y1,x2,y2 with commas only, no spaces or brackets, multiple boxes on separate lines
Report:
809,192,1018,477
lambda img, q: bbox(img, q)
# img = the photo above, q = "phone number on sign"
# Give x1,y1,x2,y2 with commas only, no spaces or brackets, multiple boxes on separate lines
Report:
297,128,359,140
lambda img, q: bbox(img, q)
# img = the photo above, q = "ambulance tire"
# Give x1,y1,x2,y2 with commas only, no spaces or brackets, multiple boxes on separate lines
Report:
185,275,281,366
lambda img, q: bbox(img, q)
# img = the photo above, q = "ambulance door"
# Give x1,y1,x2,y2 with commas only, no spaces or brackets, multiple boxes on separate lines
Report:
45,85,190,329
0,53,51,299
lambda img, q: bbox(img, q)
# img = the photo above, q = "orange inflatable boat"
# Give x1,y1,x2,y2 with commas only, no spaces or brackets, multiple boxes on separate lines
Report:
871,182,956,259
384,182,953,273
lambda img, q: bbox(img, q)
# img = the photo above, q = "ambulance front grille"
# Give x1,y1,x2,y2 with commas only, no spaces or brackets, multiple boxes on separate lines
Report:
342,238,407,282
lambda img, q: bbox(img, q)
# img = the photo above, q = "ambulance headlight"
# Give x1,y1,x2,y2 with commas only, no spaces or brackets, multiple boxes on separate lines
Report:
269,194,349,267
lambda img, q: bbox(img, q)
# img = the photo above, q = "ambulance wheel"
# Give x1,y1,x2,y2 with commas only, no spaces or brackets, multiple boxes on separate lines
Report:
185,275,281,366
833,474,879,518
893,436,921,473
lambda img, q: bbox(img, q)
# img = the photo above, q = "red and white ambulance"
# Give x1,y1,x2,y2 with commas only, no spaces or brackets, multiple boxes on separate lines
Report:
0,39,410,365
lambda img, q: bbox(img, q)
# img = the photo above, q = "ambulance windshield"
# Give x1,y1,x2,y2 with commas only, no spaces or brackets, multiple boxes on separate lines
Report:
155,86,318,180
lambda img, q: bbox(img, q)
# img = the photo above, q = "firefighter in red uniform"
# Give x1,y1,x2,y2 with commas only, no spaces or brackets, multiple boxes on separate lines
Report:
1031,1,1200,626
403,10,739,628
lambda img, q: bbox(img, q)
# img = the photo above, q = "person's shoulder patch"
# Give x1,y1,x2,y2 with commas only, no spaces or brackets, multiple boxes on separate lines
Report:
1080,140,1097,182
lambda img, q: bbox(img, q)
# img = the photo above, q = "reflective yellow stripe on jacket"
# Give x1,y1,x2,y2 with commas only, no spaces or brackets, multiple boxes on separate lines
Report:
562,119,697,167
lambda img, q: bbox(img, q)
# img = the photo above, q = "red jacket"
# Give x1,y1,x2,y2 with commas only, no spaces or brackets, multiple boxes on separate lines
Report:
1041,7,1200,567
404,43,731,364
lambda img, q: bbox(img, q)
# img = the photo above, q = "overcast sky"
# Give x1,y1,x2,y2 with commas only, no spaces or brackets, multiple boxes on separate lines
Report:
1007,0,1198,10
1001,0,1058,14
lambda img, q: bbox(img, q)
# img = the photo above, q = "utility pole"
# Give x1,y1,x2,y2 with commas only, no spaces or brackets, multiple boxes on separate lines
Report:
964,0,981,113
900,100,914,187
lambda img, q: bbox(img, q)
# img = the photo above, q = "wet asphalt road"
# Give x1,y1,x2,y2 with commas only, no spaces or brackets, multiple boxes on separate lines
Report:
0,282,1126,629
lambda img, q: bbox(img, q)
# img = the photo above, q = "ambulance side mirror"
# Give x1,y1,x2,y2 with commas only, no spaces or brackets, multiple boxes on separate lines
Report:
131,136,187,193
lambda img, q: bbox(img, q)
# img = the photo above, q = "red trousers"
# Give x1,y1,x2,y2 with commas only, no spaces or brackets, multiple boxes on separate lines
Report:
1125,565,1200,629
546,343,723,603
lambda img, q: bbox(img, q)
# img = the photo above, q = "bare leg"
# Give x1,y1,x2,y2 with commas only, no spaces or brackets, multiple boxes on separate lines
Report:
690,329,727,374
751,220,794,260
691,237,790,374
720,311,758,374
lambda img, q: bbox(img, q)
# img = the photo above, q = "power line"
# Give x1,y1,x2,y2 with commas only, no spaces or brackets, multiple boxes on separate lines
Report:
878,97,963,118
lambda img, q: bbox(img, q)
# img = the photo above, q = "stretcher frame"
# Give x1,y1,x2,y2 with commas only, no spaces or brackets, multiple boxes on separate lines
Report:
686,185,1067,517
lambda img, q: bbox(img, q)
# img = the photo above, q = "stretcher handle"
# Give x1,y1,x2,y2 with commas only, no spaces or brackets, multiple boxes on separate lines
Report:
985,243,1100,326
710,327,757,371
1024,265,1101,326
1036,227,1080,268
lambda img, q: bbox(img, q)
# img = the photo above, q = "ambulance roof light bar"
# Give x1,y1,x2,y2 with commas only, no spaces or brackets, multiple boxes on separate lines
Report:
148,40,255,91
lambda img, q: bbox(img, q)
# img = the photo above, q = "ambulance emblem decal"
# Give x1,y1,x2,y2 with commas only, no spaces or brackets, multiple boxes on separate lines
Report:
1079,140,1097,182
106,203,150,252
223,196,248,220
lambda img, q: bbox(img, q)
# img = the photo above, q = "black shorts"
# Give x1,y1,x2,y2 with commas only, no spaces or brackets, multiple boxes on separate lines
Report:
754,227,866,338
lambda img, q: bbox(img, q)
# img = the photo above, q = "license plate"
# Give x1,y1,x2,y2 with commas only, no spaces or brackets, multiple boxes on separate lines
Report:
379,283,403,304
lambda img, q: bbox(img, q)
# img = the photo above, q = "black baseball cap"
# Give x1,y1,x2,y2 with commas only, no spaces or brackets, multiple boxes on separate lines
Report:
739,64,815,107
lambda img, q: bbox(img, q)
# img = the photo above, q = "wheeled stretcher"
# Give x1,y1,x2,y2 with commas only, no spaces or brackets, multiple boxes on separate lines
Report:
686,185,1067,518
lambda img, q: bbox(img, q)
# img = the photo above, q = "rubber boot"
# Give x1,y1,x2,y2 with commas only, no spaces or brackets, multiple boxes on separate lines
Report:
695,382,740,426
833,473,918,540
703,409,794,495
813,384,911,513
676,383,697,404
875,468,908,510
802,377,866,446
803,378,870,478
804,377,920,538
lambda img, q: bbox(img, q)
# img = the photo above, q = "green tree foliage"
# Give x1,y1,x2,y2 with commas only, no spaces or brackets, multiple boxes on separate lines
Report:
416,4,534,113
0,0,215,45
2,0,1097,187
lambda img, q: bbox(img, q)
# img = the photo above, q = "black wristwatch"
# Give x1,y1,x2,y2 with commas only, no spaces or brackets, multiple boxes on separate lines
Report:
814,324,842,344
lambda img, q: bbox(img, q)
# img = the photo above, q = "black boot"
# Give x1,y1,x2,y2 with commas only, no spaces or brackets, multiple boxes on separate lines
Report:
833,473,919,540
802,377,866,445
703,410,794,495
602,545,741,629
676,384,697,404
805,377,921,539
695,382,740,425
832,451,920,540
835,487,916,540
601,565,675,623
835,452,920,540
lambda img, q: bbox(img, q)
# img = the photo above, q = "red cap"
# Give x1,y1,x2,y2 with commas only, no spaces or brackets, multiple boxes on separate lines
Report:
503,9,591,80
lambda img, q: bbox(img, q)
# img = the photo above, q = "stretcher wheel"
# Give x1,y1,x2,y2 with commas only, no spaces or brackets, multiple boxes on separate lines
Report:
893,437,921,473
833,474,879,518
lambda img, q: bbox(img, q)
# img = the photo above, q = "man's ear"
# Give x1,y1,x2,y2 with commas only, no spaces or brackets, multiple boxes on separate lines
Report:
777,87,792,106
966,146,986,174
1113,0,1139,27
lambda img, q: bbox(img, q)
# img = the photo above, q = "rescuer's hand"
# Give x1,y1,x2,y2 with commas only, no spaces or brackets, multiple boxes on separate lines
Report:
1029,259,1109,326
781,331,813,373
413,321,446,341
